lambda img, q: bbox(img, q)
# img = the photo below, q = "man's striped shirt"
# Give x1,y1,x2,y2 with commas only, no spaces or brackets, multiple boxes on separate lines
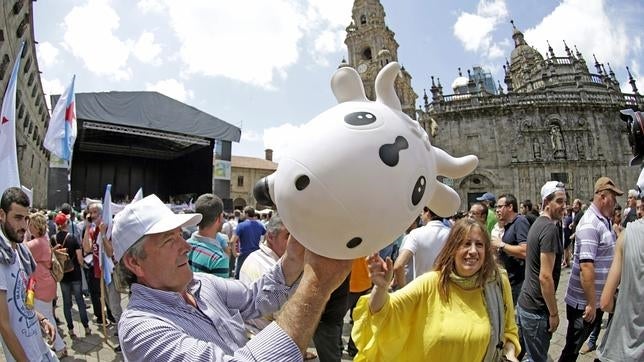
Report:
564,204,615,309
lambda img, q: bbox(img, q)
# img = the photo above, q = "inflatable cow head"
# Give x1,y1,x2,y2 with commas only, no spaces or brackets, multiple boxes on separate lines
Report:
254,62,478,259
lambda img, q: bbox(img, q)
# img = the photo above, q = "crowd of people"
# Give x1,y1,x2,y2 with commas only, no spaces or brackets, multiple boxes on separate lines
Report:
0,173,642,361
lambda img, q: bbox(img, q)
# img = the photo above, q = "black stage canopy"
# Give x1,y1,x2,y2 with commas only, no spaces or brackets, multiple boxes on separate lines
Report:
48,91,240,209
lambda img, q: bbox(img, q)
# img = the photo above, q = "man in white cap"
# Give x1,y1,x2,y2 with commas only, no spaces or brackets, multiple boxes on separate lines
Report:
516,181,566,362
111,195,351,361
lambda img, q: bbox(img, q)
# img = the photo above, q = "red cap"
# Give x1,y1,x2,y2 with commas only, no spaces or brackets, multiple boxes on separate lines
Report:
54,213,68,226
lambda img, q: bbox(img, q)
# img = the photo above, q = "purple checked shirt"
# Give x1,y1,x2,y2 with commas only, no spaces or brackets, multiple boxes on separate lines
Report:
118,262,302,361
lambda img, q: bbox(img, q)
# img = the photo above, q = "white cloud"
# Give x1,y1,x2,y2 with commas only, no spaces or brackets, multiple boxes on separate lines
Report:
40,77,64,111
133,31,162,65
241,129,261,142
453,0,508,59
145,79,193,102
263,122,308,162
523,0,639,68
312,30,345,66
36,42,59,68
137,0,165,13
164,0,305,89
61,0,132,80
304,0,352,64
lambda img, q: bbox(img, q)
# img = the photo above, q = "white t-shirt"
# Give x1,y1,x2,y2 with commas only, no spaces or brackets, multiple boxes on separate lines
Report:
0,253,51,362
400,220,451,280
238,241,280,333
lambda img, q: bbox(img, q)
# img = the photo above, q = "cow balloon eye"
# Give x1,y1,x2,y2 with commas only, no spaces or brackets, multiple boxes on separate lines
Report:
411,176,426,206
344,112,377,126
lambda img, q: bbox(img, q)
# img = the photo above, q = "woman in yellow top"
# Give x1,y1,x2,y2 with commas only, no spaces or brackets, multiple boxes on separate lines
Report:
351,218,520,361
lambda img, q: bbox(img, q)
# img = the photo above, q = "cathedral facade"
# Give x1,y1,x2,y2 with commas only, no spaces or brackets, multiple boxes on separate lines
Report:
344,0,643,209
425,24,643,207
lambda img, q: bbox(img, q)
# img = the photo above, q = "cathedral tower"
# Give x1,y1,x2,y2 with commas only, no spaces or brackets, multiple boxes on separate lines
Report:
344,0,417,118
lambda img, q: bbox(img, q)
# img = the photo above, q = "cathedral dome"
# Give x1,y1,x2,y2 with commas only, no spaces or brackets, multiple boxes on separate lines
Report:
509,21,544,67
451,76,469,92
511,44,544,66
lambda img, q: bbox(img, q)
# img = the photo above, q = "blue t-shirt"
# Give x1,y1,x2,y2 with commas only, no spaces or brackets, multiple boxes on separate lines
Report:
235,220,266,255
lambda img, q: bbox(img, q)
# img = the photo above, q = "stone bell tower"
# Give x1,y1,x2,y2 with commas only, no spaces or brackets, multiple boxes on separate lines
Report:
344,0,418,119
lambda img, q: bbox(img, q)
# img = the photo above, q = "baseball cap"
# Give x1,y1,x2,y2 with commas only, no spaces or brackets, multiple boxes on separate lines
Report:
54,213,68,226
112,194,202,262
476,192,496,202
541,181,565,203
594,177,624,196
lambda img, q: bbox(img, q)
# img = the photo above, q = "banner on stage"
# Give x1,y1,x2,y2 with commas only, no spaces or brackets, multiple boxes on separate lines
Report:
213,160,231,180
49,154,71,168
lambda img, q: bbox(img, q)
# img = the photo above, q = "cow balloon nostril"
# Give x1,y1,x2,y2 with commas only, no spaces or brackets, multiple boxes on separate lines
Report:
253,177,274,207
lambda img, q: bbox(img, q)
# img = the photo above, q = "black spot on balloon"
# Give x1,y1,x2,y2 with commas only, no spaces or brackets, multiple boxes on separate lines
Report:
346,237,362,249
295,175,310,191
379,136,409,167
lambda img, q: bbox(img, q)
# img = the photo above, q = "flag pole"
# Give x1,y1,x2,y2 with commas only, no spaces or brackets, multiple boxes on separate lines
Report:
99,270,108,342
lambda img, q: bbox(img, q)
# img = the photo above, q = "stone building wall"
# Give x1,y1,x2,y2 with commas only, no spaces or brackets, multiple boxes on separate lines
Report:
0,0,50,207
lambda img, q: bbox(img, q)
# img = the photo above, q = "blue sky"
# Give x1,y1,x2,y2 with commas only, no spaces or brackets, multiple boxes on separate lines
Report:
33,0,644,160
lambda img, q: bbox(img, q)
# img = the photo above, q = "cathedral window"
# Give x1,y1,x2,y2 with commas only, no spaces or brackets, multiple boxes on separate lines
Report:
360,14,367,25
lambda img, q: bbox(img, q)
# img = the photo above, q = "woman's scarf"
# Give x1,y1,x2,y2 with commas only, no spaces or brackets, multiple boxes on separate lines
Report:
0,227,36,275
448,271,479,290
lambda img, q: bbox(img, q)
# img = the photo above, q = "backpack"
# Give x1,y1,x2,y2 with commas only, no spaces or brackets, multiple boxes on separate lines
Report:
50,247,66,282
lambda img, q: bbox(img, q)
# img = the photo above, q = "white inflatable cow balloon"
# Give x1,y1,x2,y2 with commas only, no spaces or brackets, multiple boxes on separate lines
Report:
254,62,478,259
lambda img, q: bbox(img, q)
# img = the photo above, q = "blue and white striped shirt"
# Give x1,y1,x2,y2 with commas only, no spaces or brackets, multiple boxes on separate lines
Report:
119,262,302,361
564,203,615,310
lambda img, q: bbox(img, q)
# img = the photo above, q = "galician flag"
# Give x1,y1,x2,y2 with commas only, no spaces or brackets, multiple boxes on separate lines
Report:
44,75,76,161
98,184,115,285
0,42,25,194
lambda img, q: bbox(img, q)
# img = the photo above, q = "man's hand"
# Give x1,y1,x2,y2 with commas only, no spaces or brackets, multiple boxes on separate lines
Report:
583,304,596,323
366,253,393,289
303,250,352,291
548,314,559,333
98,222,107,235
40,318,56,343
490,236,503,249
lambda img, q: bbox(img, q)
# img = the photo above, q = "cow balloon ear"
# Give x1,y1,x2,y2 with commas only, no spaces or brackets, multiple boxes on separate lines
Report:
375,62,402,111
331,66,368,103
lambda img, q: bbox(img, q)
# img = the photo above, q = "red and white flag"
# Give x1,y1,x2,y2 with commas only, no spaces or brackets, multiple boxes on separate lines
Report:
0,42,24,194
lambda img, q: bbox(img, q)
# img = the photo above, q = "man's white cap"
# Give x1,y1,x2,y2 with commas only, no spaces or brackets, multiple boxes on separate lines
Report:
540,181,565,204
112,194,202,262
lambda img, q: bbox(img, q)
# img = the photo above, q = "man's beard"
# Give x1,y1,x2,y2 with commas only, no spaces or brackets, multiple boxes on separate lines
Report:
2,223,25,244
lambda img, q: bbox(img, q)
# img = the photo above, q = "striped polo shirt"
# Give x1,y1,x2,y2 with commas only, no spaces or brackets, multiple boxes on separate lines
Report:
187,232,230,278
119,264,300,361
564,203,615,310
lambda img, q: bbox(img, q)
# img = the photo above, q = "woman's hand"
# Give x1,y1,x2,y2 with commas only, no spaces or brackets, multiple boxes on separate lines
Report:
366,253,393,289
503,341,519,362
